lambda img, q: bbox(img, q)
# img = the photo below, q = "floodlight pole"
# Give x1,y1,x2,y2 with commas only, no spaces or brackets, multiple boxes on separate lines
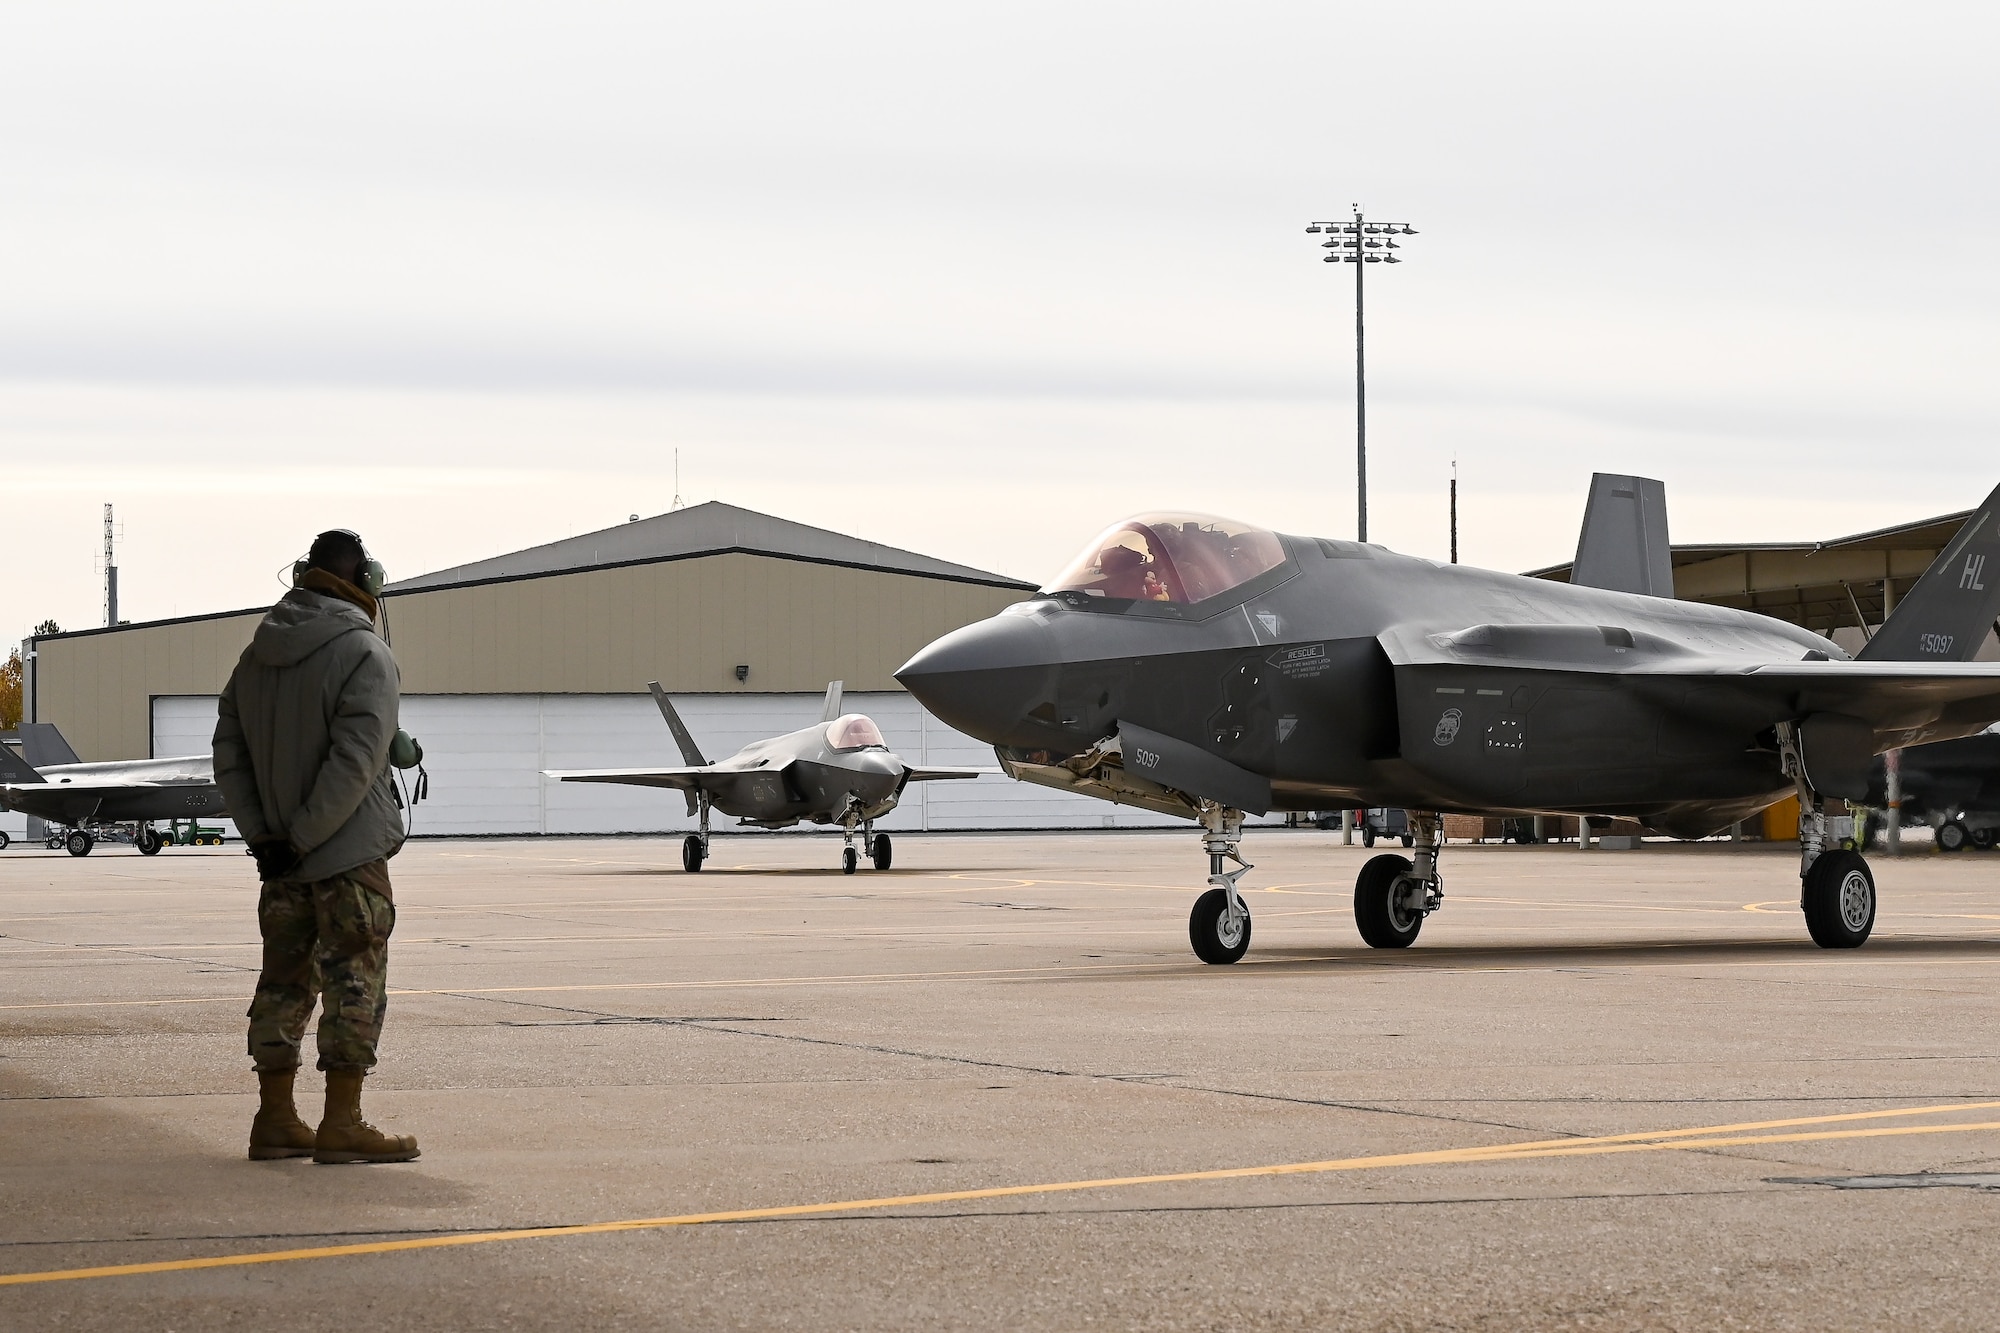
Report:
1307,207,1416,545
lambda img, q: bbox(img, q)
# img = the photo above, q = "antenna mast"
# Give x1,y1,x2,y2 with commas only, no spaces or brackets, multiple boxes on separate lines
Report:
671,449,685,511
102,503,119,627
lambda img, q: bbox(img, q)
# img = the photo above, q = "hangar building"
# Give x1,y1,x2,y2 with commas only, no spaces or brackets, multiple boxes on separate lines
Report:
1528,505,2000,660
16,504,1198,836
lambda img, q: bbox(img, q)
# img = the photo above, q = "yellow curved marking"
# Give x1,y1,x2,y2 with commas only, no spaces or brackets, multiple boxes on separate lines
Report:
4,1101,1996,1287
1741,901,1797,914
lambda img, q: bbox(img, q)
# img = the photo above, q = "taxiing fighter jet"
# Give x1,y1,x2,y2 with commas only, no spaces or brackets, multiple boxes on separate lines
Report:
897,475,2000,962
0,723,228,856
547,681,983,873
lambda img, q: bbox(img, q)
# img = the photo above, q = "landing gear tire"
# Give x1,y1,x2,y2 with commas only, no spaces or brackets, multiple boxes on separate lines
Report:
870,833,893,871
1354,853,1423,949
1803,849,1875,949
681,834,705,873
1188,887,1252,964
137,828,163,856
842,846,859,875
67,829,95,858
1938,820,1970,853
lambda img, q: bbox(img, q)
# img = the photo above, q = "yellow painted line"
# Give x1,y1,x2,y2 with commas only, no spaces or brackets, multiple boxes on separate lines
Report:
3,1102,1996,1288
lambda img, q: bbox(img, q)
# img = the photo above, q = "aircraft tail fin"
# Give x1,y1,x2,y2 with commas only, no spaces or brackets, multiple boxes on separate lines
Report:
18,722,81,768
1570,473,1674,598
0,742,45,784
1858,481,2000,662
819,680,845,723
646,682,710,767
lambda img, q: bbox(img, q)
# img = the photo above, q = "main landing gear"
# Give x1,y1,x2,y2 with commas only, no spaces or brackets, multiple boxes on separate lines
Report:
1354,811,1444,948
1188,805,1253,964
1778,722,1875,948
681,794,711,872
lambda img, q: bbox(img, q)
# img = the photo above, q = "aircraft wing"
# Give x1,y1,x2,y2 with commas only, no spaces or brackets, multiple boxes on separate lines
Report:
543,766,710,790
1383,622,2000,747
901,766,994,782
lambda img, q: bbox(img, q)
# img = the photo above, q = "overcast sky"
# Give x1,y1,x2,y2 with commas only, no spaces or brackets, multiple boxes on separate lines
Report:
5,1,1998,641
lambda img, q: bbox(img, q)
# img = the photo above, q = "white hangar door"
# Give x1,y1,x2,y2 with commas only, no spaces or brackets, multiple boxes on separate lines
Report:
151,694,1194,836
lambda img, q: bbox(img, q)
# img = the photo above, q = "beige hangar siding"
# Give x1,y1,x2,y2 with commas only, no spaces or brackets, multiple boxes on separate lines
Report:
387,553,1024,695
31,610,262,761
32,553,1027,760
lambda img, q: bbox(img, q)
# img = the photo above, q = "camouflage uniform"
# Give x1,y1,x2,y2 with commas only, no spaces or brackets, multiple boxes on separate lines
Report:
246,859,396,1073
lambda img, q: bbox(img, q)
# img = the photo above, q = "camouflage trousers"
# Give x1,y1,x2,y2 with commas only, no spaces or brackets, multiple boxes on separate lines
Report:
246,860,396,1073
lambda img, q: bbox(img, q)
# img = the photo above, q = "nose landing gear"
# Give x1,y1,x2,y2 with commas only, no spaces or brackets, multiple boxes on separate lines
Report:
1188,804,1254,964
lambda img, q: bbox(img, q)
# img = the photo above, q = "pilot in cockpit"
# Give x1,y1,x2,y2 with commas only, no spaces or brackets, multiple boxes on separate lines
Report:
1096,543,1152,599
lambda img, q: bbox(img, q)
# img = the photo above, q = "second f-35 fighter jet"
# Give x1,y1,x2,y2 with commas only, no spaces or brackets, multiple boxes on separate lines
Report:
897,475,2000,962
546,681,983,873
0,723,228,856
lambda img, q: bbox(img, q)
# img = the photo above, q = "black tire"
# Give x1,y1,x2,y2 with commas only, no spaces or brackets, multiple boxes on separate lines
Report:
842,846,858,875
0,830,9,850
137,828,163,856
871,833,893,871
47,833,64,850
1188,886,1251,964
1354,853,1423,948
681,834,705,873
1803,849,1875,948
1938,820,1970,853
1970,827,1995,851
1361,827,1376,848
67,829,94,858
1400,832,1414,848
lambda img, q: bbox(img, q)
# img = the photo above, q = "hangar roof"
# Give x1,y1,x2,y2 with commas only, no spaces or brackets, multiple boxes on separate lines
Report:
1526,506,1977,635
388,501,1032,594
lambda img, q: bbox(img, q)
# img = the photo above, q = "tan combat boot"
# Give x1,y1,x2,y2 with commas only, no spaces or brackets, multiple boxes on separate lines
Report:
248,1068,317,1160
314,1069,420,1164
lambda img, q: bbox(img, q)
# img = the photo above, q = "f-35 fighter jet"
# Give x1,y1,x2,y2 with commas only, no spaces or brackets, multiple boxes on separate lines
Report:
0,723,228,856
897,475,2000,962
547,681,983,873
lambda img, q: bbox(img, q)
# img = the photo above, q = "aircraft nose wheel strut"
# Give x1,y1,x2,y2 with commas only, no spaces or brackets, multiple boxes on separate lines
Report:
1189,804,1254,964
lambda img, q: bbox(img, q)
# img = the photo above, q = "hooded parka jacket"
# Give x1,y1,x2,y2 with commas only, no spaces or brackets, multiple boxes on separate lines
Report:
213,584,405,883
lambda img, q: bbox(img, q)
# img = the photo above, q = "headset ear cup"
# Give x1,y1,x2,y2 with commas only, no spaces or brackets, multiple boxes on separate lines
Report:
359,560,386,597
293,558,311,587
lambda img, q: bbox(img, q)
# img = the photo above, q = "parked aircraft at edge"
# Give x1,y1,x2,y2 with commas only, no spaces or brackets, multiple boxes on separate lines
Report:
0,723,227,856
547,680,984,873
896,474,2000,963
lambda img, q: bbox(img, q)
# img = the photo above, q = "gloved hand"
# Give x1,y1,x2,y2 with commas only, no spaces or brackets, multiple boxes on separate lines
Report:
248,837,302,881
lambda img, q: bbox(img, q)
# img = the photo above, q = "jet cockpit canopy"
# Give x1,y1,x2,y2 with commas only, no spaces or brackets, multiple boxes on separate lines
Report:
825,714,887,750
1042,513,1290,608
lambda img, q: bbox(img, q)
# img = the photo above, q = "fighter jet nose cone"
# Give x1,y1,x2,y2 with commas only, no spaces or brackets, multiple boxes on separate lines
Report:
896,611,1061,748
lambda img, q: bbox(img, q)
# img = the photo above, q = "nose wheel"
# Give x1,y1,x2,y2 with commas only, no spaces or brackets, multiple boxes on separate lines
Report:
1185,805,1253,964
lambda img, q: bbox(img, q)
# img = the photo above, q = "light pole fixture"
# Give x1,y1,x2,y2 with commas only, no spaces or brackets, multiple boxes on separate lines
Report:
1306,207,1417,543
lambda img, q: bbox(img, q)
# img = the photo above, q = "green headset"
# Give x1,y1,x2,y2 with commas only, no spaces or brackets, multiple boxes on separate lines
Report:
293,529,386,598
291,530,422,775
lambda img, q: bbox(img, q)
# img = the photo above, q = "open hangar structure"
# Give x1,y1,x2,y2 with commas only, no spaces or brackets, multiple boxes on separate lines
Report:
1529,504,2000,660
20,504,1208,836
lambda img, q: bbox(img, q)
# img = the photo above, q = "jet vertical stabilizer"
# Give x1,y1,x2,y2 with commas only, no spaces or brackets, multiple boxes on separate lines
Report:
18,723,82,768
1570,473,1674,598
1859,482,2000,663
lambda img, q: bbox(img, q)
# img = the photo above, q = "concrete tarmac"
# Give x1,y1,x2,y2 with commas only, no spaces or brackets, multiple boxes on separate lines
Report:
3,830,1999,1331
